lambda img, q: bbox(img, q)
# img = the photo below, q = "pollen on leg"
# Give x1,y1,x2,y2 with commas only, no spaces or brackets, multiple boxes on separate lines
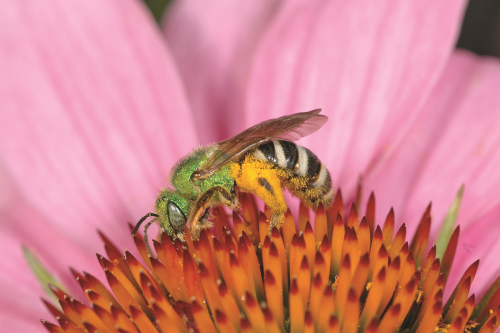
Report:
231,159,288,228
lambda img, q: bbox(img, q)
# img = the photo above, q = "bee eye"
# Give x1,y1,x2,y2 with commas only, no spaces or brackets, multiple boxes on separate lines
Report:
161,197,167,202
167,202,187,232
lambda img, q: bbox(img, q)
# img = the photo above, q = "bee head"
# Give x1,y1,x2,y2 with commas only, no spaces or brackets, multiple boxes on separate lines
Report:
155,188,192,236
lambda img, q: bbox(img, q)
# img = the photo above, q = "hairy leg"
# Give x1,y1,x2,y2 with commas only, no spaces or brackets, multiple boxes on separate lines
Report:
189,186,235,240
233,161,288,230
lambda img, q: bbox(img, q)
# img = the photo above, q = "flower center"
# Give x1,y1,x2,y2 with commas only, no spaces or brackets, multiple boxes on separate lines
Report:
37,190,500,333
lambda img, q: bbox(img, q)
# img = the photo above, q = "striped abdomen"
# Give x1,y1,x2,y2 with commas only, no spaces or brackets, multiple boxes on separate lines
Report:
251,140,333,207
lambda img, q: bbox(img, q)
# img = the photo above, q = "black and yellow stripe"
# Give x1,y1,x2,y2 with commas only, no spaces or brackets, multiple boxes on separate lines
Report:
250,140,333,208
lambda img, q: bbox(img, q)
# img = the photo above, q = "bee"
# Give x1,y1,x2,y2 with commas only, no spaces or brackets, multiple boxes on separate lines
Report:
133,109,333,244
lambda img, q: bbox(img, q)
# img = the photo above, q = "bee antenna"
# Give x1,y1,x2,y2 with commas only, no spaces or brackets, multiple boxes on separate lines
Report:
143,219,155,258
132,213,159,236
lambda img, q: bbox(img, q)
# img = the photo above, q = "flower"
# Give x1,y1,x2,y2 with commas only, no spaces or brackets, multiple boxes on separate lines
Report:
39,194,500,332
2,0,500,331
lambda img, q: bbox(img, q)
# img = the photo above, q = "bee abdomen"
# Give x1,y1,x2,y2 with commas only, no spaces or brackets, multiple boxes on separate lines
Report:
253,140,333,206
254,140,322,179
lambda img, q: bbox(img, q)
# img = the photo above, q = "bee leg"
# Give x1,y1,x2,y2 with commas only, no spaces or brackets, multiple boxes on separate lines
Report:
189,188,220,240
189,206,207,240
234,166,288,231
190,222,202,240
218,186,239,210
190,186,237,240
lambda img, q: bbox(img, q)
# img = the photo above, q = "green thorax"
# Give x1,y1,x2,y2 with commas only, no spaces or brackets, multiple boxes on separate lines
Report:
170,146,235,199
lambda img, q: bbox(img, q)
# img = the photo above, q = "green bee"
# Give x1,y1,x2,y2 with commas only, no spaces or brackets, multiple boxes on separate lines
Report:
133,110,333,244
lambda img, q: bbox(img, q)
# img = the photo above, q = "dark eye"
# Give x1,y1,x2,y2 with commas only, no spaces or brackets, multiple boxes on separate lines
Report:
161,196,167,202
167,202,187,232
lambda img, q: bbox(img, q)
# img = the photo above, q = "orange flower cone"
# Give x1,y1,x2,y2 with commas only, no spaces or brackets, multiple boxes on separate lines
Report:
40,190,500,333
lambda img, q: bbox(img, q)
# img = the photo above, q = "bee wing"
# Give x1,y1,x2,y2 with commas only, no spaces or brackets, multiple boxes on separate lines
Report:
193,109,327,179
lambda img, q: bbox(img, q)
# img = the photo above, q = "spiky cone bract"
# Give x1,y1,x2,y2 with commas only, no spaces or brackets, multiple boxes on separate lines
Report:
40,190,500,333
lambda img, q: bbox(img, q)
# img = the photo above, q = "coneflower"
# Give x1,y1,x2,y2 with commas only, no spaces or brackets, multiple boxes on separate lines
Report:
38,190,500,333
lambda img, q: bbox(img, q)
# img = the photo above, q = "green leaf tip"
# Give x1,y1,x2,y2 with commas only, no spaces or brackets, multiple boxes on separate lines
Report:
22,245,66,302
436,185,464,259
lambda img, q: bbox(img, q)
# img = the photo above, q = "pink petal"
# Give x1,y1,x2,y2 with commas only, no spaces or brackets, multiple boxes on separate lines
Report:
0,168,104,285
0,237,61,332
246,0,467,197
365,51,500,240
0,170,94,331
163,0,282,142
0,289,47,332
0,0,196,254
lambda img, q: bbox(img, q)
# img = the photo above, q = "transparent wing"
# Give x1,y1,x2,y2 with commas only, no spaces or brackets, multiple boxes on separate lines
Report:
193,109,327,179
